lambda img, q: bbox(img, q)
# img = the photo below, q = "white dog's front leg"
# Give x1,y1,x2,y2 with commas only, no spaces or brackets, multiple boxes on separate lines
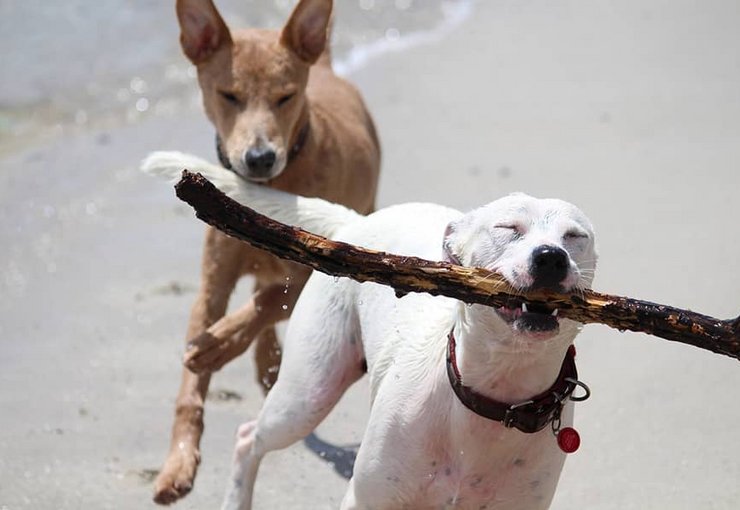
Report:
340,478,359,510
222,421,262,510
221,275,366,509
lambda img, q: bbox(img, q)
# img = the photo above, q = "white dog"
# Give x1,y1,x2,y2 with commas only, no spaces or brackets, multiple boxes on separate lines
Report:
143,152,598,510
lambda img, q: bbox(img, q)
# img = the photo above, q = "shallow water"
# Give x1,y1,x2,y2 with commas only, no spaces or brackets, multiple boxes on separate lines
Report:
0,0,473,154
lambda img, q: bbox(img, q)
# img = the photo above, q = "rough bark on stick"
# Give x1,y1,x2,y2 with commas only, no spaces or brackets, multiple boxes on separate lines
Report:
174,171,740,362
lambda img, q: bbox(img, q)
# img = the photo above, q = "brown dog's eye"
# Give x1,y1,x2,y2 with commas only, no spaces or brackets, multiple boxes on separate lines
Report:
219,91,241,105
277,92,296,107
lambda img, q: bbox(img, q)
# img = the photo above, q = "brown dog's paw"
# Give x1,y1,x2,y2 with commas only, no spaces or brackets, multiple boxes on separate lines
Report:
182,333,226,372
184,337,249,373
152,447,201,505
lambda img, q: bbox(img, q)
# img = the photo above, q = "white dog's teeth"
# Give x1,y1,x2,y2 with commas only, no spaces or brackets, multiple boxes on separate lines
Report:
522,302,528,313
551,309,559,317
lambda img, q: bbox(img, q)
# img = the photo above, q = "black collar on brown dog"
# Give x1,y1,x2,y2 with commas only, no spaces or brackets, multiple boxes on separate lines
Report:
446,330,587,434
287,120,310,163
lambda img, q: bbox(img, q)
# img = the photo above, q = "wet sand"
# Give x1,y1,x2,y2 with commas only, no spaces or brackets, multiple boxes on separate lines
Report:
1,1,740,509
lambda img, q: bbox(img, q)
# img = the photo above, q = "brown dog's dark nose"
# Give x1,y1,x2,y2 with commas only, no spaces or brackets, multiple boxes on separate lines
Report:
530,245,569,290
244,147,276,176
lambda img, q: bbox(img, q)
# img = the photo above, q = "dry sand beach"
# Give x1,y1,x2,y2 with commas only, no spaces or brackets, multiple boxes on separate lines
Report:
1,1,739,508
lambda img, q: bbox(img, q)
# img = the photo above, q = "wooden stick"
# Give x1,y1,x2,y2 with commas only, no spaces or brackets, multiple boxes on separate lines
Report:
174,171,740,361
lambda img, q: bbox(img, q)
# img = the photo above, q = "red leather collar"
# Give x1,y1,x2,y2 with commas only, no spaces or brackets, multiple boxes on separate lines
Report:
446,330,587,434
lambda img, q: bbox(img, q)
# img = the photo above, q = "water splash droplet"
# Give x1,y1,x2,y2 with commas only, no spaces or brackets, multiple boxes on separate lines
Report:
135,97,150,112
385,27,401,41
130,76,147,94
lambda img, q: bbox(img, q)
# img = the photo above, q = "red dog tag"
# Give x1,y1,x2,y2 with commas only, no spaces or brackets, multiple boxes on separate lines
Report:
557,427,580,453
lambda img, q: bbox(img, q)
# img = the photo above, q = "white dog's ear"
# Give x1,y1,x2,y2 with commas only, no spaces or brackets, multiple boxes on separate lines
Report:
176,0,232,64
280,0,332,64
443,221,464,265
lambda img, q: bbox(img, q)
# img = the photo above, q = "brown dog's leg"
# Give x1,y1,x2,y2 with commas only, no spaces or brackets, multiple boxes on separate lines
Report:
253,326,282,393
184,268,309,373
153,229,244,505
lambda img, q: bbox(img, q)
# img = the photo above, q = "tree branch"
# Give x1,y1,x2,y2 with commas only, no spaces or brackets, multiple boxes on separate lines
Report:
174,171,740,361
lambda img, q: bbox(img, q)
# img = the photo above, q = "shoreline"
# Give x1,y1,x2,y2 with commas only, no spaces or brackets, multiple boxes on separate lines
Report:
0,0,473,158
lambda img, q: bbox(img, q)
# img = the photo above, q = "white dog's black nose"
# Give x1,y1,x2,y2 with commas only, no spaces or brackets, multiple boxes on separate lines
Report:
244,147,276,176
530,245,568,290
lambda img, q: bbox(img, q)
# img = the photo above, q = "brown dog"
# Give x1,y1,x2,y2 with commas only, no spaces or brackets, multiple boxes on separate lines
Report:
153,0,380,504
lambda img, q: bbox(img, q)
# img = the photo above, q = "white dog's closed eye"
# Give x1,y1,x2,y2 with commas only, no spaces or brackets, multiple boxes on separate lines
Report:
564,228,589,239
494,224,525,238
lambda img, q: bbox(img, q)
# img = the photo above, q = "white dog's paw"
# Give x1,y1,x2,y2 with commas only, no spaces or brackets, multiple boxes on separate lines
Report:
140,151,221,183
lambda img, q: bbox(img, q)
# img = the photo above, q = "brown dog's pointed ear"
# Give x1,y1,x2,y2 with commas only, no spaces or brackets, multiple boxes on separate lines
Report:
176,0,232,64
280,0,333,64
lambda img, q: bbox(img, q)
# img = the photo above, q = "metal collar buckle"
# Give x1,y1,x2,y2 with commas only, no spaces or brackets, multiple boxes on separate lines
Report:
503,400,535,428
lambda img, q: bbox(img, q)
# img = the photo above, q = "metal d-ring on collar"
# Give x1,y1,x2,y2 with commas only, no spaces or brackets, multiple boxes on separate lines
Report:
564,377,591,402
446,329,590,434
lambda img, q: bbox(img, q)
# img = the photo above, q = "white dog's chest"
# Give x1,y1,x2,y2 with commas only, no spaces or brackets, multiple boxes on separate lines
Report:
356,363,569,509
355,292,571,509
393,428,565,510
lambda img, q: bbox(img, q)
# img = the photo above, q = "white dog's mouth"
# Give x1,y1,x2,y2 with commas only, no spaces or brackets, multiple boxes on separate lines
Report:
496,300,560,337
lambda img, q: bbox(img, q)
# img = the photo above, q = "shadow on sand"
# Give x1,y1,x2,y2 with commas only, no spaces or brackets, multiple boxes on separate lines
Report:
303,432,360,480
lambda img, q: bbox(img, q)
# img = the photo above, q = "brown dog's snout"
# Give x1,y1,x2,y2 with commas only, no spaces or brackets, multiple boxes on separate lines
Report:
244,147,277,177
530,245,568,290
